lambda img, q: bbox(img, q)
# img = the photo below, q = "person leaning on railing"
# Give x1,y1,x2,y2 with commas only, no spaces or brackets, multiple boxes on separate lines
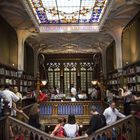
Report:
119,86,140,115
103,101,126,140
103,101,125,125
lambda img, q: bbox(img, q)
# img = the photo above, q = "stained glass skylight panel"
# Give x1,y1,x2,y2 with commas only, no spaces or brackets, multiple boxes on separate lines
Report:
28,0,108,24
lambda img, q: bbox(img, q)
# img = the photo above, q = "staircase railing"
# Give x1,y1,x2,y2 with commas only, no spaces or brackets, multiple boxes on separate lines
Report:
135,115,140,140
0,114,138,140
0,116,8,140
90,115,136,140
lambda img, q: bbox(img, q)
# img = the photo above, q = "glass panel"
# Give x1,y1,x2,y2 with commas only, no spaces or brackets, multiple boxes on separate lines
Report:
64,72,70,94
87,71,92,88
64,62,77,94
71,71,76,88
28,0,108,24
48,62,60,88
55,72,60,88
48,72,53,87
81,71,86,91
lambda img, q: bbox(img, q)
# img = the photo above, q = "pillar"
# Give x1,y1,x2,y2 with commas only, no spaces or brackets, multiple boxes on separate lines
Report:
33,48,40,76
16,29,37,76
109,27,124,86
101,47,107,79
109,27,123,70
36,72,40,91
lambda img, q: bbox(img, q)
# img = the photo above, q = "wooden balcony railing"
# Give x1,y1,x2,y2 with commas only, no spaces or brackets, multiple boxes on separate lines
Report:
39,101,108,125
0,115,138,140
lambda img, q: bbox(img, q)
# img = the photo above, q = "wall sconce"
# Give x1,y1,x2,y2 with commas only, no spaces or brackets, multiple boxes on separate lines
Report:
125,61,129,65
41,80,47,86
91,80,98,85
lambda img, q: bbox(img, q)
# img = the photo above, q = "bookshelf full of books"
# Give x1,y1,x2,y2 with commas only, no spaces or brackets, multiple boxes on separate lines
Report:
0,64,36,94
19,72,35,93
106,62,140,95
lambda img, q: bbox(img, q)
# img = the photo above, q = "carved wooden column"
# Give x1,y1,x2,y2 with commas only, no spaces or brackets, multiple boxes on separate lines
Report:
60,63,64,93
76,63,80,91
16,29,37,72
36,72,40,91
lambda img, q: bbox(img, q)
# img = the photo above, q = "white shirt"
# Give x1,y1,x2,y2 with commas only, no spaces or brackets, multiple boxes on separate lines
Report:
103,107,125,125
1,89,19,108
1,89,20,116
15,92,22,99
71,87,77,97
64,123,79,138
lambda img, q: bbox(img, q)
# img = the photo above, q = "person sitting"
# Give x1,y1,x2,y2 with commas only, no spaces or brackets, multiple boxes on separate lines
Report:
85,105,106,136
64,114,79,138
50,117,66,137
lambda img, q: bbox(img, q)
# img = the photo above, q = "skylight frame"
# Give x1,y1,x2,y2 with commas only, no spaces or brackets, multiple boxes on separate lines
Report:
28,0,108,24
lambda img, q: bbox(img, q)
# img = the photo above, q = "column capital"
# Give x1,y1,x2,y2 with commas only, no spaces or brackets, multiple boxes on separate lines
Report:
108,27,123,43
16,29,38,43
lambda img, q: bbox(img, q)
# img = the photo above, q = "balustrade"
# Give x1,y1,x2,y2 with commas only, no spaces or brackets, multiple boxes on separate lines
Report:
0,115,138,140
39,101,107,125
0,101,139,140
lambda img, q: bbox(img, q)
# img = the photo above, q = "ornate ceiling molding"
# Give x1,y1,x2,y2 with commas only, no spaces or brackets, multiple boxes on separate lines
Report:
20,0,40,31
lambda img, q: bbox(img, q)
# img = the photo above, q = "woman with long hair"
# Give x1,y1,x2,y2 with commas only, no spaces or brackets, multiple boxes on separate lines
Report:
64,114,79,138
50,117,66,137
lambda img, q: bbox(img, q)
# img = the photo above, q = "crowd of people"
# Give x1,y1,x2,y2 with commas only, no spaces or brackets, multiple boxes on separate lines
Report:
48,101,126,139
0,82,140,139
105,85,140,115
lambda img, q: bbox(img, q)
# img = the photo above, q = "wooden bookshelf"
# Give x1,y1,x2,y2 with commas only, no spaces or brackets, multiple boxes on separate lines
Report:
0,63,36,94
107,62,140,95
19,72,35,93
106,70,120,90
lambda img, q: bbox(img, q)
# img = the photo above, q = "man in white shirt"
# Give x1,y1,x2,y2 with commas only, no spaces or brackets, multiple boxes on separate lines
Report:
103,101,125,125
1,84,20,116
71,84,77,97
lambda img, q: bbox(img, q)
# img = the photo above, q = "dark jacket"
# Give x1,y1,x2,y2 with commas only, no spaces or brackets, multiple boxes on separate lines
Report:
86,114,106,135
28,113,41,129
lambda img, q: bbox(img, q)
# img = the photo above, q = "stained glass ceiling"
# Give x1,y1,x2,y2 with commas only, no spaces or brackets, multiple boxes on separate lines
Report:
28,0,108,24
